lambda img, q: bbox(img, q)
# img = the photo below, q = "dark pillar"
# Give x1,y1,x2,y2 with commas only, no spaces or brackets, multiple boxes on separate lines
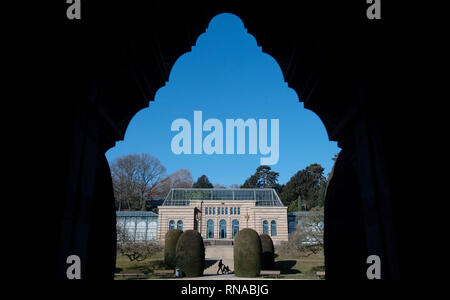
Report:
55,104,117,279
84,155,117,279
353,103,400,280
324,148,368,279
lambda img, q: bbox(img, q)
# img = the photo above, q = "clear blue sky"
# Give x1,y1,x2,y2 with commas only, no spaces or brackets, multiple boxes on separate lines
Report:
106,13,340,186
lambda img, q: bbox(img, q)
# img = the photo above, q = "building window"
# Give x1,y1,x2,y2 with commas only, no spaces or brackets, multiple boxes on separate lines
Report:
222,207,224,215
218,207,220,215
205,207,208,215
238,207,240,215
177,220,183,231
213,208,215,215
219,219,227,239
263,220,269,235
225,207,228,214
207,220,214,239
136,221,147,241
234,207,237,215
169,220,175,230
230,207,233,215
271,220,277,236
232,219,239,238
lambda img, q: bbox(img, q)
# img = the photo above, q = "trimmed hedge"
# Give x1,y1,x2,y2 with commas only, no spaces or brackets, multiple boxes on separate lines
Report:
233,228,262,277
164,229,183,268
260,233,275,270
175,230,205,277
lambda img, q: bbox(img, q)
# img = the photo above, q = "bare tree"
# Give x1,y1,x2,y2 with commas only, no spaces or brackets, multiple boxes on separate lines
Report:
110,153,166,210
292,206,324,255
169,169,193,188
277,206,324,257
152,169,193,198
116,224,132,244
111,156,138,210
118,241,163,262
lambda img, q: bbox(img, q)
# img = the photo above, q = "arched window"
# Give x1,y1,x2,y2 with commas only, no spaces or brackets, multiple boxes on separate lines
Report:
169,220,175,230
232,219,239,238
125,221,135,241
219,219,227,239
136,221,147,241
263,220,269,235
207,220,214,239
271,220,277,236
177,220,183,231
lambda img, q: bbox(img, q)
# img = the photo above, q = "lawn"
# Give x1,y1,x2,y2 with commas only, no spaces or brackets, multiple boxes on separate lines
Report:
115,251,168,280
115,250,325,280
274,252,325,279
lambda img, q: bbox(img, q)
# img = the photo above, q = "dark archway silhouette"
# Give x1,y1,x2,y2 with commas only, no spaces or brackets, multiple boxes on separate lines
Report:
45,1,414,279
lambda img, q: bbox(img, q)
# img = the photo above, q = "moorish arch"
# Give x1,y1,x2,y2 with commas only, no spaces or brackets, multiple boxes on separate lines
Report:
51,1,409,279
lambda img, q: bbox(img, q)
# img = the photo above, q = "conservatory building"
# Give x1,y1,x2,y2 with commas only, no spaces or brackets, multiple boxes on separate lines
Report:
116,211,159,242
157,188,288,245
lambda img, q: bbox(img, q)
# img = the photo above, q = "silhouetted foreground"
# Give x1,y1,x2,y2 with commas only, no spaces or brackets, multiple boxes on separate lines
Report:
32,0,419,279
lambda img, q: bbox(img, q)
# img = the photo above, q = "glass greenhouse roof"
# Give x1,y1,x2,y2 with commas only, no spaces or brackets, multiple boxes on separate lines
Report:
116,211,159,217
161,188,283,207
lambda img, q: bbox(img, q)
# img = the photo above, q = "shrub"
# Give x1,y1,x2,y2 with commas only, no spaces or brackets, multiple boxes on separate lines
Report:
277,207,324,258
233,228,262,277
164,229,183,268
260,233,275,270
175,230,205,277
118,241,162,262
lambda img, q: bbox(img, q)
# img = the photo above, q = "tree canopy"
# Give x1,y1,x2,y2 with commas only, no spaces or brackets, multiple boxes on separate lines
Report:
152,168,193,198
241,165,280,189
280,163,327,212
110,153,166,211
192,175,214,188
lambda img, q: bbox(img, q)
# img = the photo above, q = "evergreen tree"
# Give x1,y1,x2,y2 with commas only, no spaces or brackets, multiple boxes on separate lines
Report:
280,163,327,211
241,166,280,189
192,175,214,188
287,195,304,213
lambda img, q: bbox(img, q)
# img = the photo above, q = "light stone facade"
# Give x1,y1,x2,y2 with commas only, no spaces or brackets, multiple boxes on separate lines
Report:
157,189,288,245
